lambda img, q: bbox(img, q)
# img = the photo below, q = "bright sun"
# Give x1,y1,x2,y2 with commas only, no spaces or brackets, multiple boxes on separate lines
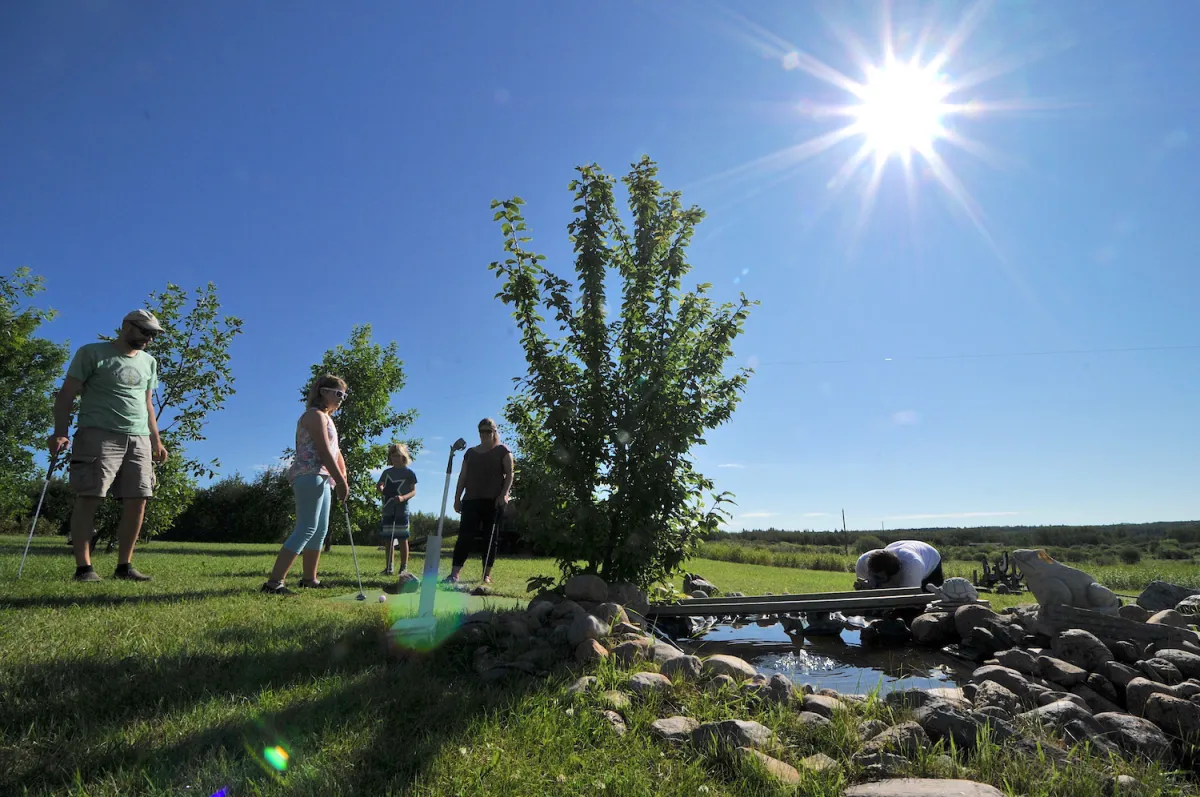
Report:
851,60,951,160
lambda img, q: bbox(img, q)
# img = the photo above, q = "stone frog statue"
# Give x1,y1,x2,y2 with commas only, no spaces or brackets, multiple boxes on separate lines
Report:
1010,548,1121,615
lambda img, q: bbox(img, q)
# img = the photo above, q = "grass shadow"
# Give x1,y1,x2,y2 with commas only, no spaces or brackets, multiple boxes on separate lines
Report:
0,587,253,610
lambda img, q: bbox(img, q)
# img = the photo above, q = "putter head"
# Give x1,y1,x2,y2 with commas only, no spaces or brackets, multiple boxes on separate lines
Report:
452,437,467,452
356,593,366,601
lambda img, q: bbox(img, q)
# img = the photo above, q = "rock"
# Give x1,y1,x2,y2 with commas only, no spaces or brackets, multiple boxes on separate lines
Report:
973,706,1012,722
1036,690,1090,711
606,582,649,615
1011,736,1072,767
550,599,585,622
911,612,957,646
599,690,630,711
973,680,1021,716
702,653,758,681
650,642,683,664
1109,640,1141,664
1137,580,1200,612
1037,655,1089,688
1085,673,1120,703
611,621,642,636
996,648,1039,676
564,574,609,603
1152,649,1200,680
1094,712,1174,762
1124,677,1177,716
763,674,799,705
1143,692,1200,739
799,752,839,772
1118,604,1151,623
1175,595,1200,616
574,639,608,664
593,602,628,626
737,748,800,785
802,693,844,718
691,719,775,752
1061,718,1121,757
915,702,1016,750
1139,658,1184,685
567,675,597,695
1021,699,1100,731
1070,683,1123,714
683,574,719,595
1101,661,1141,688
661,655,703,682
610,638,652,666
844,779,1005,797
858,719,888,740
971,665,1032,698
861,618,912,646
706,673,735,692
1110,774,1143,796
796,711,834,729
600,709,626,736
629,671,673,696
1051,629,1114,672
567,613,608,647
862,721,929,756
954,604,999,640
887,687,971,712
851,751,909,779
650,715,700,743
1147,609,1189,628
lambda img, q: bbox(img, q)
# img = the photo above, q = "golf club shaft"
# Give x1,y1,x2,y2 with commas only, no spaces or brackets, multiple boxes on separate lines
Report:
18,458,57,578
343,503,365,597
417,443,460,617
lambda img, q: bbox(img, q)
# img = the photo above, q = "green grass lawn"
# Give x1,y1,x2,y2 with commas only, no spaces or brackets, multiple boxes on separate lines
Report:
0,535,1190,796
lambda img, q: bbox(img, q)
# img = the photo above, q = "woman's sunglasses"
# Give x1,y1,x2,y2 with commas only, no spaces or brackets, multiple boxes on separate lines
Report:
321,387,349,400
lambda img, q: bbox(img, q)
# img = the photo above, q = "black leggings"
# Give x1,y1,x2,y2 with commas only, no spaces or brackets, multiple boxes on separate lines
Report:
921,561,945,591
452,498,502,570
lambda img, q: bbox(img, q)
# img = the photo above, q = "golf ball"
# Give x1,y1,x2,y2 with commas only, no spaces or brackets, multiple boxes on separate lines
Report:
378,594,387,603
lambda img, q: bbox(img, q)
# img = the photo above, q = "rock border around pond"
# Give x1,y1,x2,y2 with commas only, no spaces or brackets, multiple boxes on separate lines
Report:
443,573,1195,795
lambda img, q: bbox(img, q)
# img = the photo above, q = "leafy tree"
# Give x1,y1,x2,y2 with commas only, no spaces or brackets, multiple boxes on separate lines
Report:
298,324,419,549
489,156,756,589
0,267,69,520
165,467,294,543
93,283,243,541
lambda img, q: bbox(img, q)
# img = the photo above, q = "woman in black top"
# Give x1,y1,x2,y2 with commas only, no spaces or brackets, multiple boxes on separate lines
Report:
446,418,514,584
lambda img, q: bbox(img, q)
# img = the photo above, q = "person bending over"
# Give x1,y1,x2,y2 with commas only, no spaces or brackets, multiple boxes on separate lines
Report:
854,540,944,591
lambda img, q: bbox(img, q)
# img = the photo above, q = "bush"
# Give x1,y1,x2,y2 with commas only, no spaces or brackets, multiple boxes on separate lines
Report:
1119,546,1142,565
854,534,885,555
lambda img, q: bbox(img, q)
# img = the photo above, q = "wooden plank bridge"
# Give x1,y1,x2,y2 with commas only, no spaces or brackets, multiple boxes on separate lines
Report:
645,586,934,619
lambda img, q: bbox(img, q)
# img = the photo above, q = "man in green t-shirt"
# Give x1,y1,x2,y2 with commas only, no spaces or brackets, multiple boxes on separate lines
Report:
48,310,170,582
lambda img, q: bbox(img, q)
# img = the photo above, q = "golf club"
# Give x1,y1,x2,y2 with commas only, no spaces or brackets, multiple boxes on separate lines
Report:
18,456,59,579
342,500,366,601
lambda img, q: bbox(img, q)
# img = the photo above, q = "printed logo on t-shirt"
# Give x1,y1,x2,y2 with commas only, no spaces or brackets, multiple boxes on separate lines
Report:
115,366,144,387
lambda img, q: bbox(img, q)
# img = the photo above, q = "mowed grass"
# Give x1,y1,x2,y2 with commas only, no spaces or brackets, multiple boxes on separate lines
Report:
0,536,1190,796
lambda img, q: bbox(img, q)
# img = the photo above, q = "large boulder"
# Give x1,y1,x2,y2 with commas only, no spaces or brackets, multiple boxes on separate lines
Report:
567,613,609,647
564,574,609,603
1050,629,1113,672
661,655,704,682
650,716,699,744
844,779,1005,797
1137,580,1200,612
1020,699,1100,732
911,612,958,647
1143,693,1200,739
1152,649,1200,680
996,648,1039,676
1094,712,1174,762
1037,655,1089,688
861,721,928,756
1124,677,1178,716
915,702,1017,750
607,582,649,615
1138,657,1183,686
973,681,1022,717
702,653,758,681
691,719,775,751
971,665,1034,699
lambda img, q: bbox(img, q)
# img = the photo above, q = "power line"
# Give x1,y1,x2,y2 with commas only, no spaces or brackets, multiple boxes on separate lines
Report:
763,344,1200,367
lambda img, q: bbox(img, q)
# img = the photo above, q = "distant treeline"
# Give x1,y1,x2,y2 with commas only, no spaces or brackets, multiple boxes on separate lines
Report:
710,521,1200,548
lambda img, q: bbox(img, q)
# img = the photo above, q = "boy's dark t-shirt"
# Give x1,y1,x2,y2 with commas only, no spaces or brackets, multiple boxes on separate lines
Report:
379,466,418,509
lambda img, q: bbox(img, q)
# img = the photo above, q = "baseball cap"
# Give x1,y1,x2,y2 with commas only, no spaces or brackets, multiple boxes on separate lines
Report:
123,309,164,332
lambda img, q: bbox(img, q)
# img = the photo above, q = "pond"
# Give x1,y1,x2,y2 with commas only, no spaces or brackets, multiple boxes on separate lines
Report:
675,618,973,696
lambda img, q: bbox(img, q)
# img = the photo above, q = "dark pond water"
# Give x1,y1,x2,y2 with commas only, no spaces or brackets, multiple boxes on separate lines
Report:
676,619,974,696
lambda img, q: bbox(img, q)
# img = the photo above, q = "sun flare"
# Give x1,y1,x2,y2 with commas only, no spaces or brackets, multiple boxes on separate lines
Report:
851,60,951,160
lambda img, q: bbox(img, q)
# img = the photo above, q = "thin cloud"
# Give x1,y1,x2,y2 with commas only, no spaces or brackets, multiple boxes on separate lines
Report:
718,463,747,469
803,512,831,517
891,410,920,425
740,511,778,519
883,511,1019,521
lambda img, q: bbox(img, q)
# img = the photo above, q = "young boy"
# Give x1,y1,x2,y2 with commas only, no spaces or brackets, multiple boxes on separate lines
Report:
376,443,417,576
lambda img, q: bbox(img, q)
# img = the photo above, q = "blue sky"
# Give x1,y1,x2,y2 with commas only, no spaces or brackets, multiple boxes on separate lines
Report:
3,1,1198,532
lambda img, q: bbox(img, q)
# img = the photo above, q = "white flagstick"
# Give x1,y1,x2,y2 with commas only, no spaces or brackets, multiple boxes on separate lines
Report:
392,437,466,645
